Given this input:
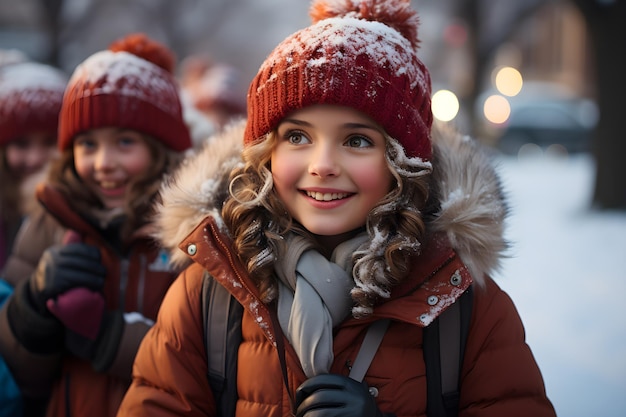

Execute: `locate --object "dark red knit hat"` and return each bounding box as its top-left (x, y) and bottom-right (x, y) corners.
top-left (58, 33), bottom-right (191, 151)
top-left (0, 62), bottom-right (67, 147)
top-left (193, 64), bottom-right (246, 115)
top-left (244, 0), bottom-right (433, 161)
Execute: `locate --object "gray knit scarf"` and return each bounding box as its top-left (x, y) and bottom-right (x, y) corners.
top-left (275, 232), bottom-right (368, 377)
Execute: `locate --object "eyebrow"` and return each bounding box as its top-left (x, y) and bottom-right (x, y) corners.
top-left (281, 118), bottom-right (380, 132)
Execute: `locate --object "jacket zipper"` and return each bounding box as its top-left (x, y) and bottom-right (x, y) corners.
top-left (118, 258), bottom-right (129, 312)
top-left (136, 254), bottom-right (146, 313)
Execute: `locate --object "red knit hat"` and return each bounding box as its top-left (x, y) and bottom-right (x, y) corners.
top-left (58, 33), bottom-right (191, 152)
top-left (193, 64), bottom-right (246, 116)
top-left (244, 0), bottom-right (433, 161)
top-left (0, 62), bottom-right (67, 147)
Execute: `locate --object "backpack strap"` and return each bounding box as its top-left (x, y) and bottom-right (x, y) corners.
top-left (423, 285), bottom-right (474, 417)
top-left (201, 272), bottom-right (243, 417)
top-left (348, 319), bottom-right (390, 382)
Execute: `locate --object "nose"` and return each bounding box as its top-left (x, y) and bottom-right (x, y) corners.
top-left (24, 146), bottom-right (52, 171)
top-left (23, 144), bottom-right (56, 174)
top-left (308, 142), bottom-right (339, 177)
top-left (94, 146), bottom-right (116, 171)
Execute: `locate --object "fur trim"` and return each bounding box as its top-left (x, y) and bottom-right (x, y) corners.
top-left (154, 121), bottom-right (244, 267)
top-left (430, 122), bottom-right (509, 285)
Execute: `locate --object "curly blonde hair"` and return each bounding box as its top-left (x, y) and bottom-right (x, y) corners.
top-left (48, 135), bottom-right (184, 242)
top-left (223, 131), bottom-right (432, 317)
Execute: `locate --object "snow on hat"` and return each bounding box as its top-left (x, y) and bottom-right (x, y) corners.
top-left (0, 62), bottom-right (67, 147)
top-left (244, 0), bottom-right (433, 160)
top-left (58, 33), bottom-right (191, 152)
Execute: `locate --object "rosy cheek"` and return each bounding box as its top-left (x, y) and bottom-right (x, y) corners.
top-left (4, 155), bottom-right (19, 171)
top-left (271, 155), bottom-right (298, 188)
top-left (271, 169), bottom-right (290, 196)
top-left (73, 158), bottom-right (90, 181)
top-left (355, 163), bottom-right (390, 191)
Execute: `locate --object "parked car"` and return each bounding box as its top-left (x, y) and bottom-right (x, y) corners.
top-left (479, 82), bottom-right (599, 157)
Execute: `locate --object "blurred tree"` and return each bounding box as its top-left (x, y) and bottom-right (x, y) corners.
top-left (452, 0), bottom-right (546, 138)
top-left (570, 0), bottom-right (626, 210)
top-left (454, 0), bottom-right (625, 210)
top-left (34, 0), bottom-right (243, 74)
top-left (38, 0), bottom-right (62, 66)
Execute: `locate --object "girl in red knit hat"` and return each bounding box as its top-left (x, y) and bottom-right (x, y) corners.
top-left (0, 60), bottom-right (67, 272)
top-left (0, 33), bottom-right (192, 417)
top-left (119, 1), bottom-right (556, 416)
top-left (0, 55), bottom-right (67, 417)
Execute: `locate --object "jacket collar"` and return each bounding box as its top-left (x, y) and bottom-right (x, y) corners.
top-left (181, 212), bottom-right (472, 329)
top-left (36, 182), bottom-right (155, 247)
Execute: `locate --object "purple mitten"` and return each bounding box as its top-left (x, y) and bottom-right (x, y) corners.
top-left (46, 283), bottom-right (125, 371)
top-left (47, 287), bottom-right (105, 341)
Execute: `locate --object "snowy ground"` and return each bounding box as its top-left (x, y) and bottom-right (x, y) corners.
top-left (493, 152), bottom-right (626, 417)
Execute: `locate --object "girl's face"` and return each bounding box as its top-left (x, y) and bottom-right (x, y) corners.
top-left (5, 133), bottom-right (57, 180)
top-left (73, 127), bottom-right (152, 209)
top-left (272, 104), bottom-right (393, 243)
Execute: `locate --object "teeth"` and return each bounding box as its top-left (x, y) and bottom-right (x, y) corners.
top-left (100, 181), bottom-right (121, 190)
top-left (306, 191), bottom-right (349, 201)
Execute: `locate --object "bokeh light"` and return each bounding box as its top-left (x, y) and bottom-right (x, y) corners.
top-left (432, 89), bottom-right (460, 122)
top-left (494, 66), bottom-right (523, 97)
top-left (483, 94), bottom-right (511, 124)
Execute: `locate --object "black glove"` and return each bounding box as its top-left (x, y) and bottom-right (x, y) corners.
top-left (28, 243), bottom-right (106, 315)
top-left (295, 374), bottom-right (385, 417)
top-left (7, 280), bottom-right (64, 354)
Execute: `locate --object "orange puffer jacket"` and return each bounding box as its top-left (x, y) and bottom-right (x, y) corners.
top-left (117, 121), bottom-right (556, 417)
top-left (118, 216), bottom-right (555, 417)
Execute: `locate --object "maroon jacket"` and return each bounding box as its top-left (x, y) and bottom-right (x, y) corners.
top-left (0, 184), bottom-right (180, 417)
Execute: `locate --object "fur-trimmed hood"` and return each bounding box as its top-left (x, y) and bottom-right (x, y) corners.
top-left (154, 120), bottom-right (508, 286)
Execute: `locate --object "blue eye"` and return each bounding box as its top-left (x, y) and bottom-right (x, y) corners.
top-left (12, 139), bottom-right (29, 150)
top-left (117, 131), bottom-right (146, 148)
top-left (74, 138), bottom-right (96, 150)
top-left (119, 137), bottom-right (135, 146)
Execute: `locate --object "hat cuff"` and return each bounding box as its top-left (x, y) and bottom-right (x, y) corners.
top-left (58, 94), bottom-right (191, 151)
top-left (245, 65), bottom-right (432, 160)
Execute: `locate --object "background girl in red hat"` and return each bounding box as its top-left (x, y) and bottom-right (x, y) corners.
top-left (0, 53), bottom-right (67, 417)
top-left (0, 58), bottom-right (67, 273)
top-left (0, 33), bottom-right (192, 417)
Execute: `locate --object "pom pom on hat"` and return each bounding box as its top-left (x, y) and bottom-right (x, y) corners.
top-left (58, 33), bottom-right (191, 152)
top-left (108, 33), bottom-right (175, 73)
top-left (309, 0), bottom-right (420, 49)
top-left (244, 0), bottom-right (433, 161)
top-left (193, 64), bottom-right (246, 115)
top-left (0, 62), bottom-right (67, 147)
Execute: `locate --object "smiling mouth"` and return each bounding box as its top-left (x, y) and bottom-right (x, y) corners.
top-left (99, 181), bottom-right (125, 190)
top-left (305, 191), bottom-right (351, 201)
top-left (98, 181), bottom-right (125, 194)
